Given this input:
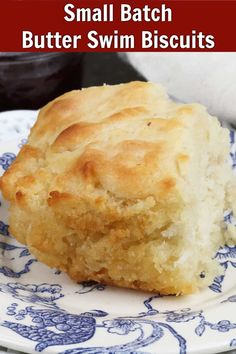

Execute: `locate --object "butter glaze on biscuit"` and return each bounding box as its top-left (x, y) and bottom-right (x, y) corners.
top-left (1, 81), bottom-right (235, 294)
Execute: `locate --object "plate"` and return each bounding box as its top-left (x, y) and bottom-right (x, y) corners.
top-left (0, 110), bottom-right (236, 354)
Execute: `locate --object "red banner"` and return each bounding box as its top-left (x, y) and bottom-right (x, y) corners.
top-left (0, 0), bottom-right (235, 51)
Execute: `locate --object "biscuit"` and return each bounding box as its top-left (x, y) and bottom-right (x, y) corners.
top-left (1, 81), bottom-right (235, 294)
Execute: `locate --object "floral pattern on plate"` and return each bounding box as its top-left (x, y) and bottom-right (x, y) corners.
top-left (0, 110), bottom-right (235, 354)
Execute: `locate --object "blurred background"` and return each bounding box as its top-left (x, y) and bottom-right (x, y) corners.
top-left (1, 52), bottom-right (236, 126)
top-left (0, 52), bottom-right (145, 111)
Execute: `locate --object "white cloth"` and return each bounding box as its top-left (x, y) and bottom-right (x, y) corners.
top-left (125, 53), bottom-right (236, 122)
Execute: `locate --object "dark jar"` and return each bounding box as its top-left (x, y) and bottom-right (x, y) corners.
top-left (0, 52), bottom-right (83, 111)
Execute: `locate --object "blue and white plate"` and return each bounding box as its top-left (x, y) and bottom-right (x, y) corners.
top-left (0, 110), bottom-right (236, 354)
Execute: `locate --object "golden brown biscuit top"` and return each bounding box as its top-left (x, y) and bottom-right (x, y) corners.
top-left (0, 81), bottom-right (211, 203)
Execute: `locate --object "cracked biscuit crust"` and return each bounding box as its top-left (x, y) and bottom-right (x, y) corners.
top-left (0, 81), bottom-right (229, 294)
